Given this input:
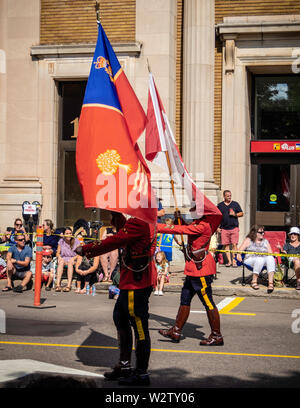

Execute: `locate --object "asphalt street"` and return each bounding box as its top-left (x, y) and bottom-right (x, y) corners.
top-left (0, 288), bottom-right (299, 388)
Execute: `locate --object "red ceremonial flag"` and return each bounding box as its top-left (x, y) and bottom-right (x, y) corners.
top-left (76, 23), bottom-right (157, 224)
top-left (145, 72), bottom-right (222, 233)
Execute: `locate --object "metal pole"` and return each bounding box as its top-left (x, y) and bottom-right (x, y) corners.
top-left (34, 226), bottom-right (43, 307)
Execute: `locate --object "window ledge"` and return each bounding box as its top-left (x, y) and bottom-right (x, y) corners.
top-left (30, 42), bottom-right (142, 60)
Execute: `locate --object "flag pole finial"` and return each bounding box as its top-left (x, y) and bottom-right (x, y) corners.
top-left (95, 1), bottom-right (101, 24)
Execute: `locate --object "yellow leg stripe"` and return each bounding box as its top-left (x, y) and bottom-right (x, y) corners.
top-left (200, 277), bottom-right (214, 310)
top-left (128, 290), bottom-right (145, 341)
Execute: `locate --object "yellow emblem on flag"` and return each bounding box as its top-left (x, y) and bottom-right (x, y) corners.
top-left (94, 56), bottom-right (114, 82)
top-left (96, 149), bottom-right (131, 175)
top-left (273, 143), bottom-right (280, 151)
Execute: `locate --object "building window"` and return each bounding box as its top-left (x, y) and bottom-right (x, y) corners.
top-left (254, 75), bottom-right (300, 140)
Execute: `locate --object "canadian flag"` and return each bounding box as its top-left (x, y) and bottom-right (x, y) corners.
top-left (145, 72), bottom-right (222, 233)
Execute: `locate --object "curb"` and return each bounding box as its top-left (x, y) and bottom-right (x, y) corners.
top-left (0, 372), bottom-right (103, 388)
top-left (94, 282), bottom-right (300, 299)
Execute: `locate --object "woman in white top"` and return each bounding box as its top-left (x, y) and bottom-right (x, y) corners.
top-left (237, 225), bottom-right (275, 293)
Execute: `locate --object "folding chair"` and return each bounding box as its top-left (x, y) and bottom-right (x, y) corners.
top-left (236, 254), bottom-right (266, 286)
top-left (281, 256), bottom-right (297, 286)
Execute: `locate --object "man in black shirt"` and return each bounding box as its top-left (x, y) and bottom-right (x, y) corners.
top-left (217, 190), bottom-right (243, 267)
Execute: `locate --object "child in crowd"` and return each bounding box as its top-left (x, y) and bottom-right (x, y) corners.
top-left (74, 255), bottom-right (99, 294)
top-left (41, 250), bottom-right (55, 291)
top-left (154, 250), bottom-right (170, 296)
top-left (0, 248), bottom-right (7, 279)
top-left (1, 228), bottom-right (14, 247)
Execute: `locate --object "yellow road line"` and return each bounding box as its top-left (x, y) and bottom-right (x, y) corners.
top-left (219, 297), bottom-right (256, 316)
top-left (151, 349), bottom-right (300, 359)
top-left (223, 312), bottom-right (256, 316)
top-left (219, 297), bottom-right (244, 313)
top-left (0, 341), bottom-right (118, 350)
top-left (0, 341), bottom-right (299, 359)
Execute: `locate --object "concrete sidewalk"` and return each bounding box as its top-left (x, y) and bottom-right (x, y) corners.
top-left (95, 262), bottom-right (300, 300)
top-left (0, 262), bottom-right (299, 299)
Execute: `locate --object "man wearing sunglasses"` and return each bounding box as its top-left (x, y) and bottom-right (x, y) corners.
top-left (2, 234), bottom-right (33, 293)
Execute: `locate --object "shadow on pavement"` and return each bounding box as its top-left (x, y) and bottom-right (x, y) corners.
top-left (5, 318), bottom-right (85, 337)
top-left (6, 367), bottom-right (300, 388)
top-left (75, 328), bottom-right (119, 370)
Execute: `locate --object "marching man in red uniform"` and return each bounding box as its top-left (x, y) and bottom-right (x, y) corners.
top-left (76, 211), bottom-right (157, 386)
top-left (157, 207), bottom-right (224, 346)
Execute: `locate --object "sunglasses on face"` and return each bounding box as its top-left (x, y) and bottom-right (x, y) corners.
top-left (43, 255), bottom-right (51, 259)
top-left (17, 238), bottom-right (25, 242)
top-left (15, 223), bottom-right (22, 227)
top-left (257, 231), bottom-right (264, 234)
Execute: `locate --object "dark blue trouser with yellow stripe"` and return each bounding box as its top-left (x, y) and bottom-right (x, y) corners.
top-left (180, 275), bottom-right (216, 311)
top-left (113, 286), bottom-right (152, 371)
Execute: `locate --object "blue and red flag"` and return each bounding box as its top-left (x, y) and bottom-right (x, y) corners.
top-left (76, 23), bottom-right (157, 224)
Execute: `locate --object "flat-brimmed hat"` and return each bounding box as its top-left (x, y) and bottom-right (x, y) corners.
top-left (288, 227), bottom-right (300, 235)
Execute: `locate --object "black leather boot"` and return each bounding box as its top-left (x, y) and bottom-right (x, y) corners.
top-left (158, 305), bottom-right (190, 343)
top-left (200, 307), bottom-right (224, 346)
top-left (104, 329), bottom-right (133, 380)
top-left (118, 337), bottom-right (151, 386)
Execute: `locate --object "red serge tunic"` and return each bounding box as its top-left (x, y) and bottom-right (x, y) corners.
top-left (157, 219), bottom-right (216, 277)
top-left (82, 217), bottom-right (157, 290)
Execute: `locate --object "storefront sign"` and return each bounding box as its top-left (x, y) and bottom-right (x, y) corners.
top-left (251, 141), bottom-right (300, 153)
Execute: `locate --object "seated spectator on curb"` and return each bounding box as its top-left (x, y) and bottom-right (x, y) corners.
top-left (55, 227), bottom-right (80, 293)
top-left (154, 251), bottom-right (170, 296)
top-left (74, 255), bottom-right (100, 294)
top-left (99, 226), bottom-right (119, 282)
top-left (2, 234), bottom-right (33, 293)
top-left (277, 227), bottom-right (300, 291)
top-left (42, 219), bottom-right (60, 256)
top-left (237, 225), bottom-right (275, 293)
top-left (10, 218), bottom-right (30, 245)
top-left (41, 249), bottom-right (55, 291)
top-left (1, 228), bottom-right (14, 247)
top-left (0, 248), bottom-right (7, 279)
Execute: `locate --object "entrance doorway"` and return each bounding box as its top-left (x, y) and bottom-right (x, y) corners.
top-left (57, 80), bottom-right (102, 227)
top-left (251, 156), bottom-right (300, 230)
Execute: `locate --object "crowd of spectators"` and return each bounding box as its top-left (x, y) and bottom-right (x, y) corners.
top-left (0, 216), bottom-right (122, 294)
top-left (0, 200), bottom-right (299, 294)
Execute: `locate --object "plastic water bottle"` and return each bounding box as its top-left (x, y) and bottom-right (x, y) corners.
top-left (86, 284), bottom-right (90, 295)
top-left (92, 284), bottom-right (96, 296)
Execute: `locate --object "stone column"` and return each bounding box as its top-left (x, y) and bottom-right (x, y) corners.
top-left (182, 0), bottom-right (219, 203)
top-left (135, 0), bottom-right (177, 208)
top-left (0, 0), bottom-right (42, 229)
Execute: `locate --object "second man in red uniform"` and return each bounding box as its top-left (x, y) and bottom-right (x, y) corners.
top-left (157, 211), bottom-right (224, 346)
